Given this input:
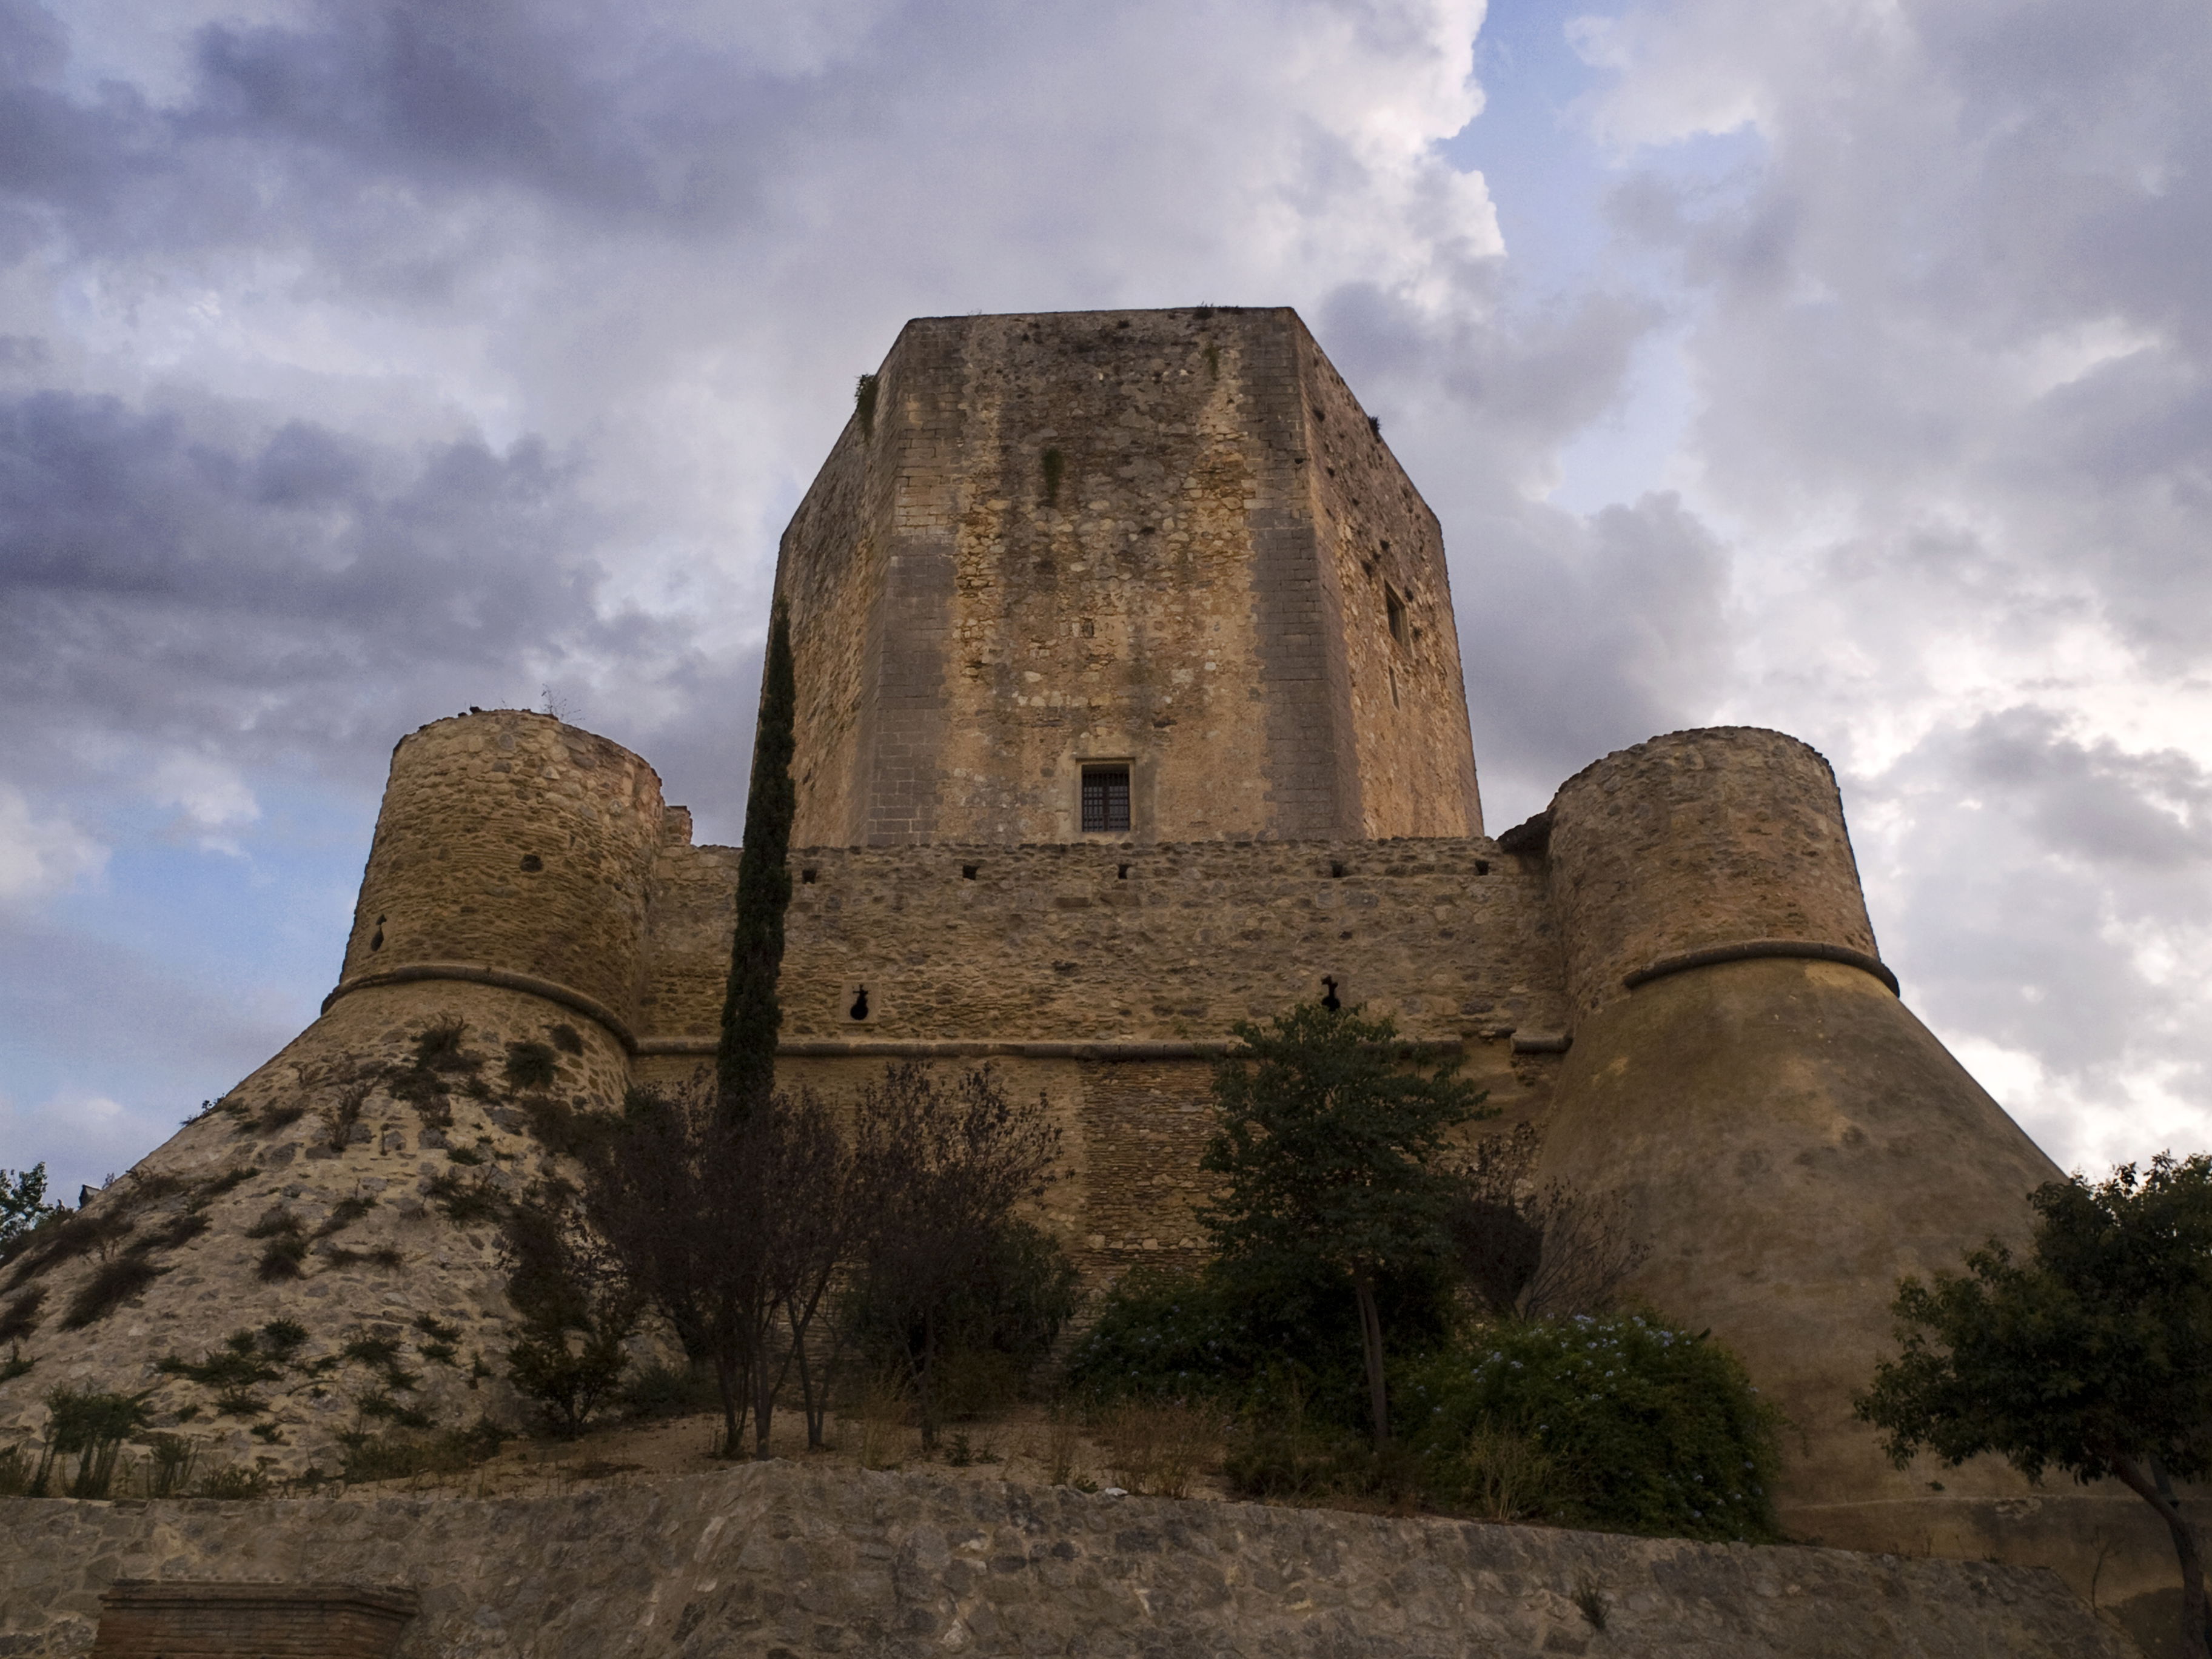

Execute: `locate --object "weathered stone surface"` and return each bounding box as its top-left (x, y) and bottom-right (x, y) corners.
top-left (1544, 727), bottom-right (1880, 1022)
top-left (0, 1463), bottom-right (2138, 1658)
top-left (775, 307), bottom-right (1482, 849)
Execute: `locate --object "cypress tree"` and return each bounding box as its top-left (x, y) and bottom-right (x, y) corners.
top-left (716, 605), bottom-right (797, 1121)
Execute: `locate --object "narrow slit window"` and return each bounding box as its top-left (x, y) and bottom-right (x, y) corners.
top-left (1081, 765), bottom-right (1131, 834)
top-left (1385, 586), bottom-right (1408, 645)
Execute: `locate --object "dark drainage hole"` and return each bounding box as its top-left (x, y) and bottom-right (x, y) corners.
top-left (962, 864), bottom-right (979, 880)
top-left (519, 853), bottom-right (543, 873)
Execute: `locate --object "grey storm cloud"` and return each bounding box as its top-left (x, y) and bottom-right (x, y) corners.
top-left (1, 0), bottom-right (2208, 1188)
top-left (1314, 276), bottom-right (1726, 818)
top-left (0, 391), bottom-right (609, 766)
top-left (1855, 708), bottom-right (2212, 1139)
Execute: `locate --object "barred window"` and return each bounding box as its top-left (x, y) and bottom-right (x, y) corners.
top-left (1081, 765), bottom-right (1131, 833)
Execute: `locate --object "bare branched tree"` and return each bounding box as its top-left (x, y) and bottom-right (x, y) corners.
top-left (1446, 1124), bottom-right (1650, 1318)
top-left (574, 1078), bottom-right (838, 1458)
top-left (845, 1064), bottom-right (1062, 1447)
top-left (763, 1089), bottom-right (857, 1450)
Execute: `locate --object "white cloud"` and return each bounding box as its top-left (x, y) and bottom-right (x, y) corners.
top-left (149, 752), bottom-right (261, 852)
top-left (0, 785), bottom-right (106, 904)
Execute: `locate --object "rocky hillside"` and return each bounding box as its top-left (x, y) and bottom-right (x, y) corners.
top-left (0, 984), bottom-right (642, 1479)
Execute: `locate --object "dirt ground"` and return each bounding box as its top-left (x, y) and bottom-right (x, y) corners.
top-left (346, 1399), bottom-right (1246, 1506)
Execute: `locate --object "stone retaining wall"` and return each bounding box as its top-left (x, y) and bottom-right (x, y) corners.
top-left (0, 1463), bottom-right (2136, 1658)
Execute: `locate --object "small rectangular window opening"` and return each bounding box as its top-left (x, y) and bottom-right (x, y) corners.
top-left (1081, 766), bottom-right (1131, 834)
top-left (800, 868), bottom-right (817, 884)
top-left (962, 864), bottom-right (979, 880)
top-left (1385, 586), bottom-right (1408, 645)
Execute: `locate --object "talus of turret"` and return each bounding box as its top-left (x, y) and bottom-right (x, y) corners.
top-left (1532, 728), bottom-right (2064, 1529)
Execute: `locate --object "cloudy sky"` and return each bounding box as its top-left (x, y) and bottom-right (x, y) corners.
top-left (3, 0), bottom-right (2207, 1196)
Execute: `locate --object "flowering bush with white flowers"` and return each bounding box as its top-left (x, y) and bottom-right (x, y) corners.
top-left (1402, 1313), bottom-right (1784, 1541)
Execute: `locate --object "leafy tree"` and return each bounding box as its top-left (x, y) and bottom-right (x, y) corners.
top-left (1403, 1314), bottom-right (1783, 1540)
top-left (1855, 1152), bottom-right (2212, 1659)
top-left (1198, 1002), bottom-right (1492, 1449)
top-left (1, 1165), bottom-right (62, 1255)
top-left (716, 605), bottom-right (797, 1122)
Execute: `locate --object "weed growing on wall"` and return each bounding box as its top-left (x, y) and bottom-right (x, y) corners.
top-left (1401, 1314), bottom-right (1783, 1541)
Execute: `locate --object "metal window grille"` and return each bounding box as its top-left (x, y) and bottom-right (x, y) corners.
top-left (1081, 766), bottom-right (1131, 833)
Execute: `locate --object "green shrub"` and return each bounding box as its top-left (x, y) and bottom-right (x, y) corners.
top-left (425, 1171), bottom-right (503, 1224)
top-left (618, 1361), bottom-right (718, 1420)
top-left (4, 1207), bottom-right (131, 1287)
top-left (1401, 1313), bottom-right (1783, 1541)
top-left (196, 1462), bottom-right (273, 1498)
top-left (503, 1041), bottom-right (559, 1091)
top-left (0, 1287), bottom-right (44, 1344)
top-left (157, 1329), bottom-right (284, 1390)
top-left (337, 1417), bottom-right (502, 1484)
top-left (413, 1017), bottom-right (477, 1074)
top-left (1064, 1267), bottom-right (1266, 1404)
top-left (842, 1217), bottom-right (1079, 1407)
top-left (0, 1442), bottom-right (33, 1495)
top-left (1065, 1252), bottom-right (1458, 1423)
top-left (506, 1317), bottom-right (629, 1436)
top-left (145, 1433), bottom-right (199, 1496)
top-left (42, 1386), bottom-right (150, 1498)
top-left (61, 1252), bottom-right (166, 1328)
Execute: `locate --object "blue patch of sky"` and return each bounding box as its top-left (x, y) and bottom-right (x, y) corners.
top-left (50, 774), bottom-right (370, 997)
top-left (1449, 0), bottom-right (1768, 512)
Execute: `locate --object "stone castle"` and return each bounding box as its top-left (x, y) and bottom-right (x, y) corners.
top-left (0, 306), bottom-right (2189, 1646)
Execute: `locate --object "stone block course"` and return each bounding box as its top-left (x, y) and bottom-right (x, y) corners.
top-left (0, 1464), bottom-right (2136, 1659)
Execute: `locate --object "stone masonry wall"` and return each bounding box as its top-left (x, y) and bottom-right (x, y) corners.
top-left (1544, 728), bottom-right (1882, 1022)
top-left (1292, 321), bottom-right (1484, 839)
top-left (770, 307), bottom-right (1483, 848)
top-left (0, 1463), bottom-right (2135, 1659)
top-left (634, 830), bottom-right (1570, 1279)
top-left (338, 714), bottom-right (668, 1034)
top-left (0, 979), bottom-right (633, 1476)
top-left (643, 834), bottom-right (1567, 1048)
top-left (774, 391), bottom-right (879, 851)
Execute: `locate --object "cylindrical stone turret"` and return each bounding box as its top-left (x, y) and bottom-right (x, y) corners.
top-left (1533, 727), bottom-right (2092, 1569)
top-left (333, 711), bottom-right (667, 1045)
top-left (1545, 727), bottom-right (1883, 1024)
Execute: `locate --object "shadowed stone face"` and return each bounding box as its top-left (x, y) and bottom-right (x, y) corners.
top-left (773, 306), bottom-right (1484, 848)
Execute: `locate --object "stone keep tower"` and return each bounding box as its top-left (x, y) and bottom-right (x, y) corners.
top-left (773, 307), bottom-right (1484, 847)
